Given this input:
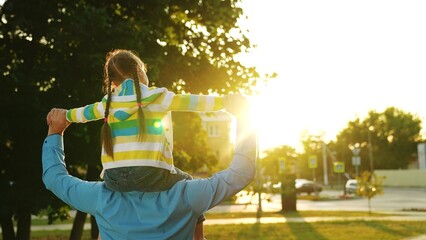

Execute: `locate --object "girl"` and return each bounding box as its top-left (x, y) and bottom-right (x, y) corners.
top-left (66, 49), bottom-right (224, 237)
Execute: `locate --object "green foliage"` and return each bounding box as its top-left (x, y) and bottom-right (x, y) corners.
top-left (333, 107), bottom-right (422, 174)
top-left (299, 135), bottom-right (326, 180)
top-left (260, 145), bottom-right (298, 184)
top-left (39, 205), bottom-right (72, 225)
top-left (356, 171), bottom-right (385, 200)
top-left (356, 171), bottom-right (385, 214)
top-left (172, 112), bottom-right (218, 174)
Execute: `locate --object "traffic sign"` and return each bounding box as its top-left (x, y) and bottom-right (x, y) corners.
top-left (308, 155), bottom-right (317, 169)
top-left (352, 156), bottom-right (361, 166)
top-left (333, 162), bottom-right (345, 173)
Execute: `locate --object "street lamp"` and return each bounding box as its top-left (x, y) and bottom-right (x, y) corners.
top-left (348, 143), bottom-right (361, 176)
top-left (368, 126), bottom-right (374, 172)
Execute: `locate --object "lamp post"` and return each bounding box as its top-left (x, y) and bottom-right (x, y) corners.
top-left (256, 131), bottom-right (262, 218)
top-left (368, 126), bottom-right (374, 172)
top-left (348, 143), bottom-right (361, 176)
top-left (322, 142), bottom-right (329, 186)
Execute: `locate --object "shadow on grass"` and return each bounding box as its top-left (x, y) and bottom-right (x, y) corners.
top-left (282, 211), bottom-right (327, 240)
top-left (360, 220), bottom-right (409, 238)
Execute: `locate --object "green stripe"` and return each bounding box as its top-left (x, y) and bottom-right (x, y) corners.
top-left (179, 95), bottom-right (190, 109)
top-left (110, 118), bottom-right (163, 133)
top-left (66, 110), bottom-right (73, 121)
top-left (110, 119), bottom-right (139, 130)
top-left (141, 92), bottom-right (162, 104)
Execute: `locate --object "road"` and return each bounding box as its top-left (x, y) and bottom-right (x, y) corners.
top-left (209, 187), bottom-right (426, 213)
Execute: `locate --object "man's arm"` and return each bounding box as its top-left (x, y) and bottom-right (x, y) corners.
top-left (184, 94), bottom-right (257, 213)
top-left (43, 108), bottom-right (101, 214)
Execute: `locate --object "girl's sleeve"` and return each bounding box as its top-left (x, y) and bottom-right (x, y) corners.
top-left (66, 98), bottom-right (106, 123)
top-left (161, 90), bottom-right (224, 112)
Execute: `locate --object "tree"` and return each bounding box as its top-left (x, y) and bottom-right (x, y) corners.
top-left (332, 107), bottom-right (422, 175)
top-left (0, 0), bottom-right (261, 239)
top-left (172, 112), bottom-right (218, 174)
top-left (299, 134), bottom-right (327, 181)
top-left (260, 145), bottom-right (298, 212)
top-left (260, 145), bottom-right (298, 184)
top-left (356, 171), bottom-right (385, 215)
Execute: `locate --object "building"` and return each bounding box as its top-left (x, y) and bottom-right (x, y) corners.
top-left (199, 111), bottom-right (233, 167)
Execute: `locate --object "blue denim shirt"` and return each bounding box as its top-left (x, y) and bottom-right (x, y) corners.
top-left (42, 133), bottom-right (255, 240)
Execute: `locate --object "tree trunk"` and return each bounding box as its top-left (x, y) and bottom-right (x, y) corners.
top-left (70, 211), bottom-right (87, 240)
top-left (90, 215), bottom-right (99, 239)
top-left (281, 173), bottom-right (297, 212)
top-left (1, 215), bottom-right (16, 240)
top-left (16, 211), bottom-right (31, 240)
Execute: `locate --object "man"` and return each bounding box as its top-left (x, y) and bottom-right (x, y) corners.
top-left (42, 94), bottom-right (256, 240)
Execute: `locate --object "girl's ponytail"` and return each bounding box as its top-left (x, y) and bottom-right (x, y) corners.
top-left (132, 67), bottom-right (146, 141)
top-left (101, 62), bottom-right (114, 158)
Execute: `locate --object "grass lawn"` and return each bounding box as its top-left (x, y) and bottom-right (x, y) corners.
top-left (5, 211), bottom-right (425, 240)
top-left (204, 221), bottom-right (426, 240)
top-left (18, 221), bottom-right (426, 240)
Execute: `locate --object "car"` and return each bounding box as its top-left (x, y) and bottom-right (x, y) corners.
top-left (270, 179), bottom-right (323, 195)
top-left (345, 179), bottom-right (358, 194)
top-left (295, 179), bottom-right (323, 195)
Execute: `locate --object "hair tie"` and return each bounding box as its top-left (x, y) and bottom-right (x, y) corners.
top-left (137, 102), bottom-right (142, 107)
top-left (104, 118), bottom-right (108, 123)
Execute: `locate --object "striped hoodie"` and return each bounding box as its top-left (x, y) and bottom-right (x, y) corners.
top-left (66, 79), bottom-right (224, 172)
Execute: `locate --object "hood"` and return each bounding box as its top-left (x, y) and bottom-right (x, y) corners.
top-left (111, 79), bottom-right (164, 121)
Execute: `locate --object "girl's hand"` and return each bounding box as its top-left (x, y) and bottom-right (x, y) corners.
top-left (223, 94), bottom-right (250, 117)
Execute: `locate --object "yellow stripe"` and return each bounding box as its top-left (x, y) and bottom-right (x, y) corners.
top-left (101, 150), bottom-right (171, 163)
top-left (70, 109), bottom-right (78, 122)
top-left (110, 101), bottom-right (136, 109)
top-left (114, 151), bottom-right (160, 161)
top-left (197, 96), bottom-right (206, 111)
top-left (213, 96), bottom-right (224, 110)
top-left (94, 102), bottom-right (104, 119)
top-left (169, 95), bottom-right (182, 110)
top-left (114, 135), bottom-right (165, 144)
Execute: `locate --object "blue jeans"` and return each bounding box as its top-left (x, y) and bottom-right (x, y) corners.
top-left (104, 166), bottom-right (192, 192)
top-left (103, 166), bottom-right (205, 223)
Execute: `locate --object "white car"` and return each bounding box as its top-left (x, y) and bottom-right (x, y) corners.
top-left (345, 179), bottom-right (358, 194)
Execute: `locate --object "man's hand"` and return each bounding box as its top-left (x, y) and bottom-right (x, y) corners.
top-left (46, 108), bottom-right (70, 136)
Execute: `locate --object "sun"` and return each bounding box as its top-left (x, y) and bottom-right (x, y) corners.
top-left (248, 80), bottom-right (307, 153)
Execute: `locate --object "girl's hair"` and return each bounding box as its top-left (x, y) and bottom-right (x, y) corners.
top-left (101, 49), bottom-right (148, 158)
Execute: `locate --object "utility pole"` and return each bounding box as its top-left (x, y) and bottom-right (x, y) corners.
top-left (322, 142), bottom-right (329, 186)
top-left (256, 132), bottom-right (262, 218)
top-left (368, 126), bottom-right (374, 172)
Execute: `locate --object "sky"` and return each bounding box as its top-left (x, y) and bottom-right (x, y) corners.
top-left (238, 0), bottom-right (426, 152)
